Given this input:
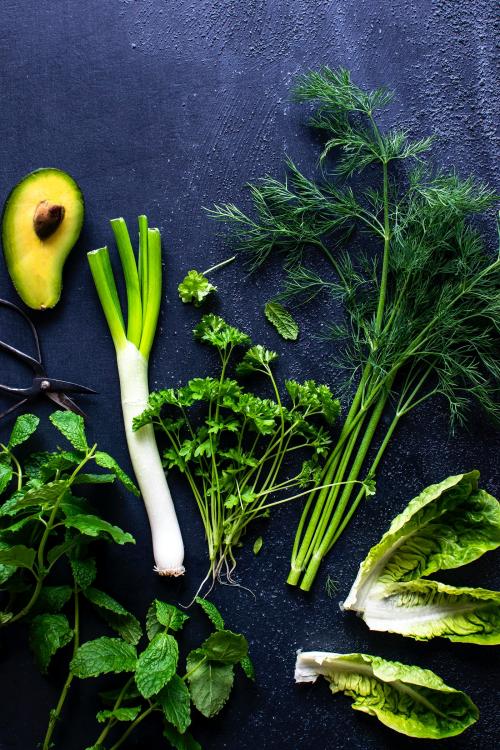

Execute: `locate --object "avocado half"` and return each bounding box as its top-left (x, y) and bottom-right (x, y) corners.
top-left (2, 168), bottom-right (84, 309)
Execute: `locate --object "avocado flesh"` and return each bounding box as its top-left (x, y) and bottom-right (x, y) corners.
top-left (2, 168), bottom-right (84, 309)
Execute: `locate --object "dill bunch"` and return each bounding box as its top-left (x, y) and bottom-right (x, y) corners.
top-left (208, 67), bottom-right (500, 591)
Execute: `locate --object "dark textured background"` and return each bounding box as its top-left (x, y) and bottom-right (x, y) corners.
top-left (0, 1), bottom-right (499, 748)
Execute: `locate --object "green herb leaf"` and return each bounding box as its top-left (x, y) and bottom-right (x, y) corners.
top-left (186, 648), bottom-right (234, 718)
top-left (163, 725), bottom-right (201, 750)
top-left (253, 536), bottom-right (263, 555)
top-left (178, 270), bottom-right (216, 306)
top-left (50, 411), bottom-right (88, 452)
top-left (84, 587), bottom-right (142, 645)
top-left (71, 637), bottom-right (137, 678)
top-left (63, 515), bottom-right (135, 545)
top-left (194, 313), bottom-right (251, 350)
top-left (70, 556), bottom-right (97, 589)
top-left (240, 654), bottom-right (256, 680)
top-left (146, 600), bottom-right (188, 639)
top-left (0, 544), bottom-right (36, 570)
top-left (0, 541), bottom-right (18, 584)
top-left (195, 597), bottom-right (225, 630)
top-left (236, 345), bottom-right (279, 376)
top-left (0, 463), bottom-right (13, 494)
top-left (201, 630), bottom-right (248, 664)
top-left (94, 451), bottom-right (139, 496)
top-left (135, 632), bottom-right (179, 698)
top-left (264, 302), bottom-right (299, 340)
top-left (96, 706), bottom-right (141, 723)
top-left (33, 586), bottom-right (73, 614)
top-left (8, 414), bottom-right (39, 449)
top-left (29, 614), bottom-right (73, 673)
top-left (157, 674), bottom-right (191, 733)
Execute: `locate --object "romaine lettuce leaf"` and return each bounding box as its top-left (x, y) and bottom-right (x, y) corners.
top-left (295, 651), bottom-right (479, 739)
top-left (343, 472), bottom-right (500, 644)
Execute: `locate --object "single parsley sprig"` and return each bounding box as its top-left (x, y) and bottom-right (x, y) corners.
top-left (78, 597), bottom-right (252, 750)
top-left (208, 67), bottom-right (500, 591)
top-left (134, 313), bottom-right (362, 591)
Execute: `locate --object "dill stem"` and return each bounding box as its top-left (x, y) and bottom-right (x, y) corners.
top-left (375, 160), bottom-right (390, 333)
top-left (300, 383), bottom-right (391, 591)
top-left (288, 365), bottom-right (371, 584)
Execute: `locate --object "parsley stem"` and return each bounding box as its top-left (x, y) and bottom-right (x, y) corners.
top-left (203, 255), bottom-right (236, 275)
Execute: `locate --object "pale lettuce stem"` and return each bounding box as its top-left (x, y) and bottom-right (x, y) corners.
top-left (110, 218), bottom-right (143, 348)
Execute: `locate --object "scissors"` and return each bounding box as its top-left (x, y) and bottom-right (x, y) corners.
top-left (0, 298), bottom-right (96, 420)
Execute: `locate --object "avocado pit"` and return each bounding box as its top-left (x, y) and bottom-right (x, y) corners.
top-left (33, 200), bottom-right (65, 239)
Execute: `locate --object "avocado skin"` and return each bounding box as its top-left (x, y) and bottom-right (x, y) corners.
top-left (1, 167), bottom-right (84, 310)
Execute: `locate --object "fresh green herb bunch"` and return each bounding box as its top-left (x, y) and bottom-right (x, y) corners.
top-left (78, 596), bottom-right (253, 750)
top-left (134, 313), bottom-right (344, 590)
top-left (0, 411), bottom-right (138, 749)
top-left (208, 67), bottom-right (500, 591)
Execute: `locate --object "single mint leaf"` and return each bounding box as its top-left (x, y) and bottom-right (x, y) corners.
top-left (70, 556), bottom-right (97, 589)
top-left (155, 600), bottom-right (189, 632)
top-left (201, 630), bottom-right (248, 664)
top-left (29, 614), bottom-right (73, 673)
top-left (96, 706), bottom-right (141, 723)
top-left (195, 597), bottom-right (225, 630)
top-left (94, 452), bottom-right (139, 496)
top-left (84, 587), bottom-right (142, 645)
top-left (0, 540), bottom-right (18, 584)
top-left (71, 637), bottom-right (137, 678)
top-left (33, 586), bottom-right (73, 614)
top-left (47, 539), bottom-right (78, 566)
top-left (135, 632), bottom-right (179, 698)
top-left (50, 411), bottom-right (88, 452)
top-left (240, 654), bottom-right (256, 680)
top-left (157, 674), bottom-right (191, 733)
top-left (0, 480), bottom-right (70, 517)
top-left (0, 545), bottom-right (36, 570)
top-left (163, 725), bottom-right (201, 750)
top-left (253, 536), bottom-right (263, 555)
top-left (264, 302), bottom-right (299, 340)
top-left (178, 270), bottom-right (216, 306)
top-left (63, 515), bottom-right (135, 545)
top-left (187, 648), bottom-right (234, 718)
top-left (0, 463), bottom-right (13, 494)
top-left (73, 473), bottom-right (115, 486)
top-left (8, 414), bottom-right (39, 449)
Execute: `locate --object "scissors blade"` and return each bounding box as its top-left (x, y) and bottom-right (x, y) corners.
top-left (34, 377), bottom-right (97, 395)
top-left (45, 391), bottom-right (87, 418)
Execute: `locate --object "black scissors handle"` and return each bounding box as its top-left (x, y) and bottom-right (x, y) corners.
top-left (0, 298), bottom-right (43, 364)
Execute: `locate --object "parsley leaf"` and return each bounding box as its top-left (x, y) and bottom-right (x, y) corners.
top-left (178, 270), bottom-right (216, 306)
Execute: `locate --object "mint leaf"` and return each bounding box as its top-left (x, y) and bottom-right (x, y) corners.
top-left (135, 632), bottom-right (179, 698)
top-left (195, 597), bottom-right (225, 630)
top-left (50, 411), bottom-right (88, 452)
top-left (201, 630), bottom-right (248, 664)
top-left (163, 725), bottom-right (201, 750)
top-left (96, 706), bottom-right (141, 723)
top-left (29, 614), bottom-right (73, 673)
top-left (73, 473), bottom-right (115, 485)
top-left (253, 536), bottom-right (263, 555)
top-left (157, 674), bottom-right (191, 733)
top-left (70, 556), bottom-right (97, 589)
top-left (264, 301), bottom-right (299, 340)
top-left (71, 637), bottom-right (137, 678)
top-left (0, 463), bottom-right (13, 494)
top-left (8, 414), bottom-right (39, 449)
top-left (0, 541), bottom-right (17, 584)
top-left (84, 587), bottom-right (142, 645)
top-left (0, 480), bottom-right (69, 517)
top-left (63, 515), bottom-right (135, 545)
top-left (33, 586), bottom-right (73, 614)
top-left (0, 544), bottom-right (36, 570)
top-left (240, 654), bottom-right (256, 680)
top-left (146, 600), bottom-right (188, 638)
top-left (178, 270), bottom-right (216, 306)
top-left (187, 648), bottom-right (234, 718)
top-left (94, 451), bottom-right (139, 496)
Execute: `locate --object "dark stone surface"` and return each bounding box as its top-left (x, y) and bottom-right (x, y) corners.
top-left (0, 1), bottom-right (499, 748)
